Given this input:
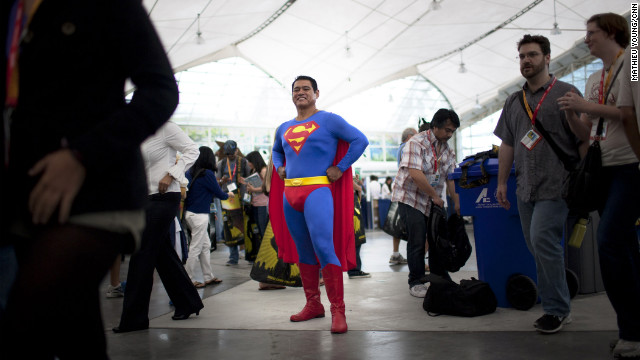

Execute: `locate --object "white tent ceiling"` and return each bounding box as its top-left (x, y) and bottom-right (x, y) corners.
top-left (144, 0), bottom-right (630, 129)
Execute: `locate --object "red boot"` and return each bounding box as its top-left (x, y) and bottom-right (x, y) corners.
top-left (322, 264), bottom-right (347, 334)
top-left (290, 263), bottom-right (325, 322)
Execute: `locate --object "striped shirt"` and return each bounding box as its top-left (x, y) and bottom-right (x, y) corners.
top-left (391, 130), bottom-right (456, 216)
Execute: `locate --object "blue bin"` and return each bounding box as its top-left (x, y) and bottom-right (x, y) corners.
top-left (449, 158), bottom-right (537, 308)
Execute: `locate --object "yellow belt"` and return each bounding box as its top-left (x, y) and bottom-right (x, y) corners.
top-left (284, 176), bottom-right (330, 187)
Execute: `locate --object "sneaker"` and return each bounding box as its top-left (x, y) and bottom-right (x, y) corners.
top-left (106, 284), bottom-right (124, 298)
top-left (226, 260), bottom-right (238, 266)
top-left (613, 339), bottom-right (640, 357)
top-left (348, 271), bottom-right (372, 279)
top-left (409, 283), bottom-right (429, 298)
top-left (534, 314), bottom-right (572, 334)
top-left (389, 254), bottom-right (408, 265)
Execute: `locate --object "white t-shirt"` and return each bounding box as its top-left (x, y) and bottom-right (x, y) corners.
top-left (617, 46), bottom-right (640, 154)
top-left (584, 54), bottom-right (637, 166)
top-left (369, 179), bottom-right (381, 200)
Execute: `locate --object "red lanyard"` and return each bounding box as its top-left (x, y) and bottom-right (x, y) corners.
top-left (5, 0), bottom-right (24, 107)
top-left (599, 49), bottom-right (624, 104)
top-left (522, 77), bottom-right (557, 126)
top-left (428, 130), bottom-right (440, 173)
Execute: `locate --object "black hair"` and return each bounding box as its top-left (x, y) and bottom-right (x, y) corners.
top-left (431, 108), bottom-right (460, 129)
top-left (384, 176), bottom-right (393, 191)
top-left (190, 146), bottom-right (216, 178)
top-left (245, 151), bottom-right (267, 174)
top-left (517, 34), bottom-right (551, 56)
top-left (418, 118), bottom-right (430, 132)
top-left (292, 75), bottom-right (318, 92)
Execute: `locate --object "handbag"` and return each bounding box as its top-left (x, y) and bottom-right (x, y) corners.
top-left (382, 201), bottom-right (408, 240)
top-left (353, 195), bottom-right (367, 246)
top-left (565, 125), bottom-right (603, 216)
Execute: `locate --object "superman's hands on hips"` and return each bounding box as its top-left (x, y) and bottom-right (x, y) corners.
top-left (326, 166), bottom-right (342, 183)
top-left (277, 166), bottom-right (286, 180)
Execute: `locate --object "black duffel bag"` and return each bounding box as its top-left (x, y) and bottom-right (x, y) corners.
top-left (423, 275), bottom-right (497, 317)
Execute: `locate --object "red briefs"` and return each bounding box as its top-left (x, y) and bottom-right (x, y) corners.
top-left (284, 184), bottom-right (330, 212)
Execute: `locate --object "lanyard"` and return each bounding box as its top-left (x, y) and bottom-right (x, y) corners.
top-left (5, 0), bottom-right (24, 107)
top-left (4, 0), bottom-right (41, 168)
top-left (599, 49), bottom-right (624, 104)
top-left (522, 77), bottom-right (557, 126)
top-left (226, 158), bottom-right (237, 180)
top-left (428, 130), bottom-right (442, 173)
top-left (5, 0), bottom-right (43, 107)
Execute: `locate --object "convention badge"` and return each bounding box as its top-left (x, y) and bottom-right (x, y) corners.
top-left (428, 173), bottom-right (440, 187)
top-left (590, 121), bottom-right (608, 141)
top-left (227, 182), bottom-right (237, 192)
top-left (520, 128), bottom-right (542, 150)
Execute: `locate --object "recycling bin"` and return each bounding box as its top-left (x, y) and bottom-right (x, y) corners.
top-left (449, 157), bottom-right (537, 308)
top-left (565, 213), bottom-right (604, 294)
top-left (378, 199), bottom-right (391, 229)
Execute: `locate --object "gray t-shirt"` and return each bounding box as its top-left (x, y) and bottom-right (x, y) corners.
top-left (494, 75), bottom-right (581, 202)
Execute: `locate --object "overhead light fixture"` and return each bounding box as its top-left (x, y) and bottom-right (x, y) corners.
top-left (344, 31), bottom-right (352, 58)
top-left (550, 0), bottom-right (561, 35)
top-left (196, 13), bottom-right (204, 44)
top-left (429, 0), bottom-right (441, 11)
top-left (474, 94), bottom-right (483, 109)
top-left (458, 52), bottom-right (467, 74)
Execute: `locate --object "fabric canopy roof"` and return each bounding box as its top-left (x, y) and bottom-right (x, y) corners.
top-left (144, 0), bottom-right (631, 130)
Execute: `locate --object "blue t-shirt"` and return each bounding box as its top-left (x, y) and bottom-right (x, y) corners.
top-left (184, 169), bottom-right (229, 214)
top-left (272, 111), bottom-right (368, 178)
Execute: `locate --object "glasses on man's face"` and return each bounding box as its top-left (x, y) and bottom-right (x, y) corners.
top-left (517, 51), bottom-right (542, 61)
top-left (584, 29), bottom-right (603, 41)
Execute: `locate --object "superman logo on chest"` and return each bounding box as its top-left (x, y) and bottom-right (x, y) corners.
top-left (283, 121), bottom-right (319, 155)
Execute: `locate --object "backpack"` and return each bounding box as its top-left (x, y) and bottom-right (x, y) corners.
top-left (422, 275), bottom-right (497, 317)
top-left (458, 145), bottom-right (499, 189)
top-left (427, 204), bottom-right (472, 272)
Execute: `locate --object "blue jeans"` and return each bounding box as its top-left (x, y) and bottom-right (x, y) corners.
top-left (398, 203), bottom-right (450, 287)
top-left (228, 245), bottom-right (239, 263)
top-left (597, 163), bottom-right (640, 341)
top-left (517, 197), bottom-right (570, 317)
top-left (347, 244), bottom-right (363, 275)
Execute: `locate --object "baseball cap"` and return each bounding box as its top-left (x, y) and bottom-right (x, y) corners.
top-left (223, 140), bottom-right (237, 155)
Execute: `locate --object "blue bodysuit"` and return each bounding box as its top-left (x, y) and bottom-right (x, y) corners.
top-left (272, 111), bottom-right (368, 267)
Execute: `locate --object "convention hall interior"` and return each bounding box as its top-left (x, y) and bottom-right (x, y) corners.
top-left (95, 0), bottom-right (632, 358)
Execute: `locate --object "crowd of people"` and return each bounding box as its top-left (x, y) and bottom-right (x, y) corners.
top-left (0, 2), bottom-right (639, 358)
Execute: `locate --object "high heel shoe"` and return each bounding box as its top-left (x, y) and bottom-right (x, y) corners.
top-left (171, 310), bottom-right (200, 320)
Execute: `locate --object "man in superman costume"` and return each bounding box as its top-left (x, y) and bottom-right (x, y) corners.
top-left (270, 75), bottom-right (368, 334)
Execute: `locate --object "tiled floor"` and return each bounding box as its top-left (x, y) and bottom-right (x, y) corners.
top-left (101, 227), bottom-right (621, 360)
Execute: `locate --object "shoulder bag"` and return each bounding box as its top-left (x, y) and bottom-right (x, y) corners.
top-left (517, 65), bottom-right (622, 217)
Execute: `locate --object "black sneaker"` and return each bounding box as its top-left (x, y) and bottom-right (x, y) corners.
top-left (348, 271), bottom-right (372, 279)
top-left (534, 314), bottom-right (572, 334)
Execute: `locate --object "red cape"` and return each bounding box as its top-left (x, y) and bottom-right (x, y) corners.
top-left (269, 140), bottom-right (356, 271)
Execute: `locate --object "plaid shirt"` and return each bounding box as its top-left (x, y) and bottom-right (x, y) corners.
top-left (391, 130), bottom-right (456, 216)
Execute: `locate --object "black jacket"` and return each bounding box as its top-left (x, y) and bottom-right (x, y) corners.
top-left (1, 0), bottom-right (179, 234)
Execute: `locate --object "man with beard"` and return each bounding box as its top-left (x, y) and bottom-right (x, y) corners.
top-left (494, 34), bottom-right (581, 334)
